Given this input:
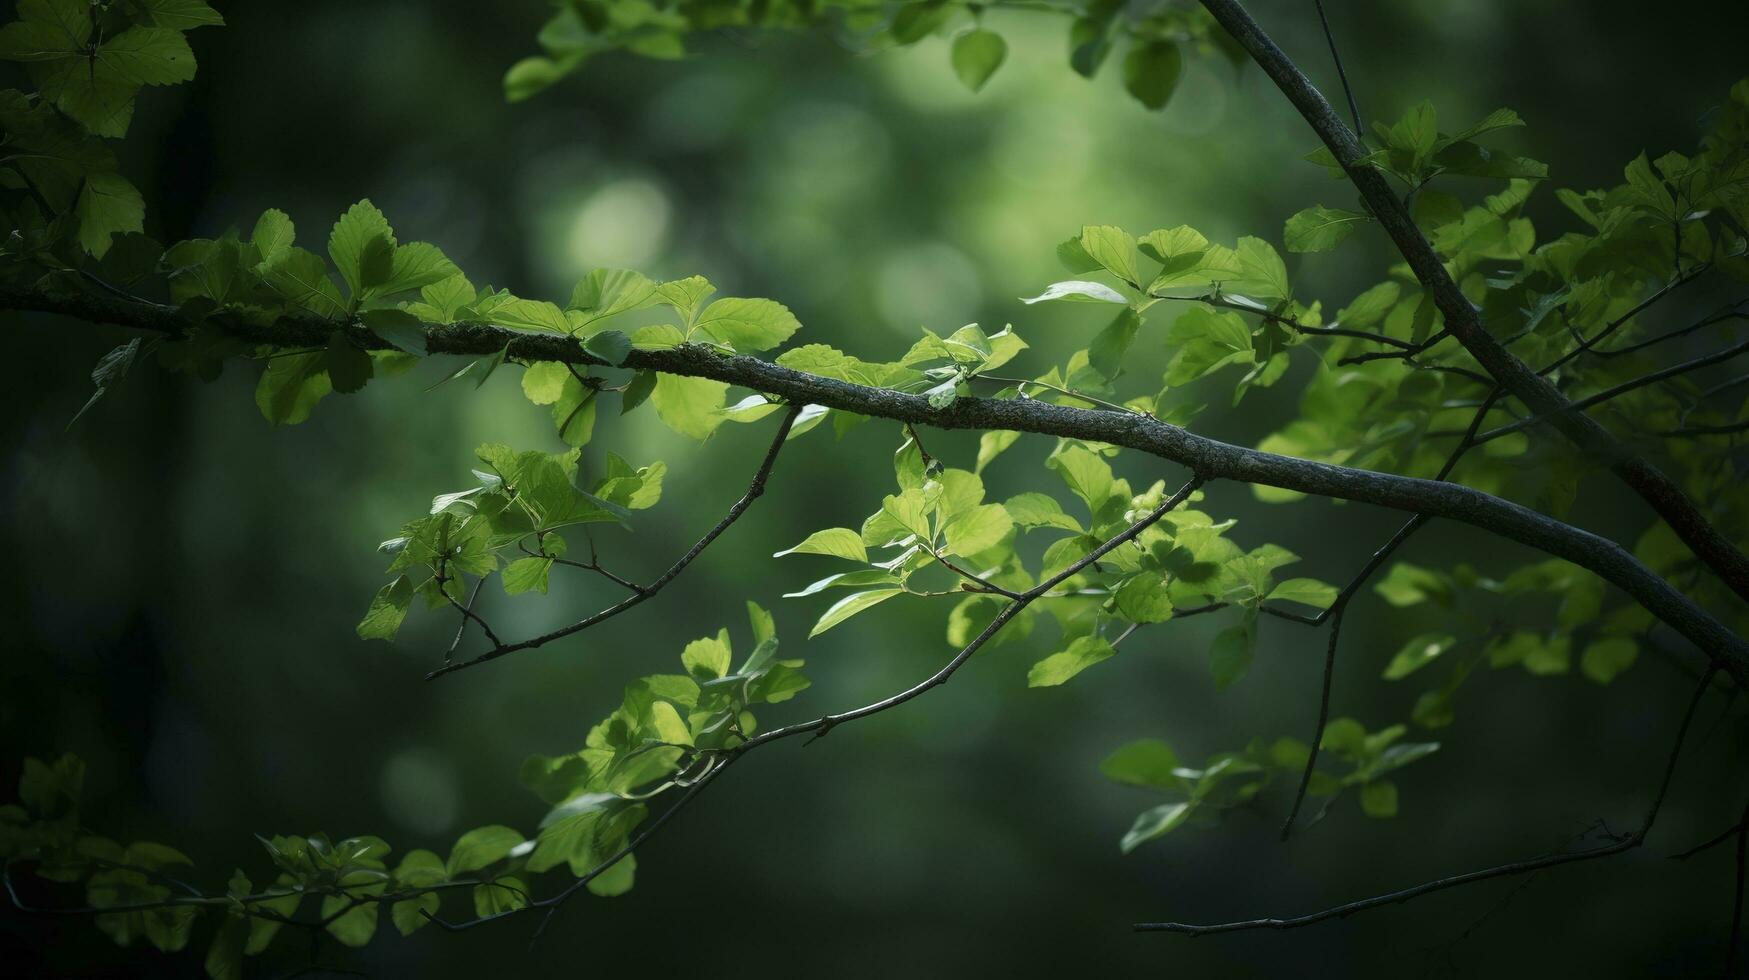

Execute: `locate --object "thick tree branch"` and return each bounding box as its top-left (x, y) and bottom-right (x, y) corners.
top-left (7, 283), bottom-right (1746, 680)
top-left (1193, 0), bottom-right (1749, 605)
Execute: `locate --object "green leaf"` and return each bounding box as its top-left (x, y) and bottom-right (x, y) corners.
top-left (584, 329), bottom-right (632, 366)
top-left (694, 297), bottom-right (801, 352)
top-left (502, 556), bottom-right (554, 595)
top-left (1116, 572), bottom-right (1174, 623)
top-left (1374, 562), bottom-right (1448, 607)
top-left (586, 855), bottom-right (636, 897)
top-left (1360, 780), bottom-right (1399, 818)
top-left (357, 575), bottom-right (414, 640)
top-left (890, 0), bottom-right (951, 44)
top-left (263, 247), bottom-right (347, 318)
top-left (1580, 637), bottom-right (1638, 684)
top-left (324, 335), bottom-right (372, 394)
top-left (569, 268), bottom-right (658, 319)
top-left (1164, 305), bottom-right (1253, 386)
top-left (391, 894), bottom-right (439, 937)
top-left (2, 12), bottom-right (197, 137)
top-left (1027, 635), bottom-right (1115, 687)
top-left (1099, 739), bottom-right (1182, 789)
top-left (503, 55), bottom-right (568, 102)
top-left (447, 826), bottom-right (524, 876)
top-left (1267, 577), bottom-right (1338, 611)
top-left (1004, 492), bottom-right (1082, 531)
top-left (1078, 226), bottom-right (1140, 286)
top-left (1382, 633), bottom-right (1456, 680)
top-left (1046, 446), bottom-right (1113, 516)
top-left (254, 351), bottom-right (331, 425)
top-left (1446, 107), bottom-right (1523, 144)
top-left (681, 633), bottom-right (732, 680)
top-left (1122, 41), bottom-right (1182, 110)
top-left (320, 898), bottom-right (377, 948)
top-left (653, 275), bottom-right (716, 323)
top-left (1088, 308), bottom-right (1142, 380)
top-left (250, 209), bottom-right (295, 266)
top-left (380, 241), bottom-right (461, 297)
top-left (1283, 205), bottom-right (1369, 253)
top-left (651, 374), bottom-right (728, 440)
top-left (880, 489), bottom-right (934, 541)
top-left (951, 29), bottom-right (1006, 92)
top-left (473, 876), bottom-right (530, 917)
top-left (808, 589), bottom-right (903, 638)
top-left (1229, 236), bottom-right (1290, 300)
top-left (521, 362), bottom-right (571, 405)
top-left (204, 913), bottom-right (247, 980)
top-left (775, 528), bottom-right (868, 562)
top-left (1208, 621), bottom-right (1254, 690)
top-left (68, 337), bottom-right (141, 429)
top-left (327, 200), bottom-right (394, 301)
top-left (137, 1), bottom-right (225, 30)
top-left (1121, 801), bottom-right (1193, 853)
top-left (76, 172), bottom-right (144, 257)
top-left (943, 503), bottom-right (1012, 556)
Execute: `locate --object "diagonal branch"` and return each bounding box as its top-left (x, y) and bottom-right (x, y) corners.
top-left (1193, 0), bottom-right (1749, 606)
top-left (1280, 389), bottom-right (1501, 838)
top-left (419, 474), bottom-right (1206, 933)
top-left (425, 405), bottom-right (803, 680)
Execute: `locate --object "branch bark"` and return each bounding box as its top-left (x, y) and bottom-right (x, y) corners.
top-left (1193, 0), bottom-right (1749, 606)
top-left (4, 283), bottom-right (1746, 682)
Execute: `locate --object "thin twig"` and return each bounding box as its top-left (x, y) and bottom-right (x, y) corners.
top-left (426, 405), bottom-right (804, 679)
top-left (443, 578), bottom-right (488, 665)
top-left (1136, 664), bottom-right (1718, 935)
top-left (416, 473), bottom-right (1206, 934)
top-left (1279, 390), bottom-right (1498, 839)
top-left (1311, 0), bottom-right (1362, 135)
top-left (1475, 337), bottom-right (1749, 445)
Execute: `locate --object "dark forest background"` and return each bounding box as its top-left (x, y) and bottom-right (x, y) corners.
top-left (3, 1), bottom-right (1747, 976)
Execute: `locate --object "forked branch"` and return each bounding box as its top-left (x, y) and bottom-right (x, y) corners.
top-left (425, 404), bottom-right (803, 680)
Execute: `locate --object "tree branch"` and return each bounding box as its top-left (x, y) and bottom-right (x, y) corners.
top-left (5, 284), bottom-right (1745, 681)
top-left (411, 474), bottom-right (1206, 933)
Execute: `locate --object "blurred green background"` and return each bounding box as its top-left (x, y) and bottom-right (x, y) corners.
top-left (4, 1), bottom-right (1747, 976)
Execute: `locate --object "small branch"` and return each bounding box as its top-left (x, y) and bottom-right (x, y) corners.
top-left (1537, 266), bottom-right (1720, 371)
top-left (1147, 292), bottom-right (1417, 351)
top-left (1311, 0), bottom-right (1362, 135)
top-left (1136, 663), bottom-right (1718, 935)
top-left (1336, 329), bottom-right (1452, 367)
top-left (426, 405), bottom-right (803, 679)
top-left (415, 475), bottom-right (1207, 933)
top-left (1474, 336), bottom-right (1749, 446)
top-left (1279, 391), bottom-right (1497, 839)
top-left (1592, 305), bottom-right (1744, 361)
top-left (442, 578), bottom-right (489, 665)
top-left (745, 475), bottom-right (1206, 750)
top-left (1660, 420), bottom-right (1749, 439)
top-left (973, 374), bottom-right (1143, 416)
